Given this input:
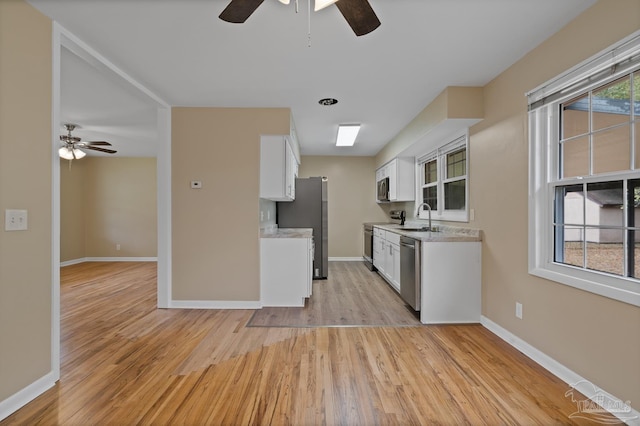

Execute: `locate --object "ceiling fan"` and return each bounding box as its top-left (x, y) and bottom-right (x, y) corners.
top-left (219, 0), bottom-right (381, 37)
top-left (59, 124), bottom-right (117, 160)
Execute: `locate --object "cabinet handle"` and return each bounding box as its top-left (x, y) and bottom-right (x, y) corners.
top-left (389, 244), bottom-right (392, 255)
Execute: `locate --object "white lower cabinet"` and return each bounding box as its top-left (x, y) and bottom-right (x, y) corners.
top-left (373, 226), bottom-right (481, 323)
top-left (392, 242), bottom-right (400, 290)
top-left (373, 228), bottom-right (384, 272)
top-left (260, 236), bottom-right (313, 306)
top-left (374, 227), bottom-right (400, 292)
top-left (420, 241), bottom-right (481, 324)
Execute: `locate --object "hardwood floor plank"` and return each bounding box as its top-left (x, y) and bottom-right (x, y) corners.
top-left (1, 261), bottom-right (619, 425)
top-left (248, 261), bottom-right (421, 327)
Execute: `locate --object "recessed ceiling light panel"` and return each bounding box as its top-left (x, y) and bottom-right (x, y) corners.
top-left (336, 124), bottom-right (360, 146)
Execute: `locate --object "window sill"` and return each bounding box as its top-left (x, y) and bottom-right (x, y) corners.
top-left (529, 263), bottom-right (640, 307)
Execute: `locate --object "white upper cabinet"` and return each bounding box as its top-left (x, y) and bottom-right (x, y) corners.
top-left (376, 157), bottom-right (415, 202)
top-left (260, 135), bottom-right (299, 201)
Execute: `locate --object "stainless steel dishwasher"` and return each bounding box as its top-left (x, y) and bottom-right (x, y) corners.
top-left (400, 236), bottom-right (421, 311)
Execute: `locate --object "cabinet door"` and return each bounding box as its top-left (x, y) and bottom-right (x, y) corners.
top-left (307, 238), bottom-right (314, 297)
top-left (376, 238), bottom-right (386, 274)
top-left (260, 135), bottom-right (296, 202)
top-left (260, 238), bottom-right (308, 307)
top-left (392, 243), bottom-right (401, 290)
top-left (387, 159), bottom-right (397, 201)
top-left (285, 142), bottom-right (295, 199)
top-left (395, 157), bottom-right (415, 201)
top-left (373, 228), bottom-right (385, 271)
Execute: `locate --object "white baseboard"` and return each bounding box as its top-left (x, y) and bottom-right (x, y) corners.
top-left (481, 316), bottom-right (639, 425)
top-left (60, 257), bottom-right (157, 266)
top-left (0, 371), bottom-right (56, 422)
top-left (328, 257), bottom-right (364, 262)
top-left (170, 300), bottom-right (262, 309)
top-left (60, 258), bottom-right (85, 267)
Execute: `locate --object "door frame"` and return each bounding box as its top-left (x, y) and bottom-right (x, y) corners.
top-left (51, 22), bottom-right (172, 379)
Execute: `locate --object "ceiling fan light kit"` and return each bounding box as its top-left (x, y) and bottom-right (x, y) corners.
top-left (219, 0), bottom-right (380, 37)
top-left (59, 123), bottom-right (117, 160)
top-left (58, 146), bottom-right (86, 160)
top-left (314, 0), bottom-right (338, 12)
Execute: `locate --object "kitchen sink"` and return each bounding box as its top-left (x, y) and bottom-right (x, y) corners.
top-left (400, 227), bottom-right (439, 232)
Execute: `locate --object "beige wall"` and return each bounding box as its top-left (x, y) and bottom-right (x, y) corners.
top-left (0, 0), bottom-right (52, 402)
top-left (61, 159), bottom-right (87, 261)
top-left (376, 86), bottom-right (483, 166)
top-left (84, 157), bottom-right (157, 258)
top-left (471, 0), bottom-right (640, 407)
top-left (299, 156), bottom-right (388, 258)
top-left (61, 157), bottom-right (157, 261)
top-left (172, 107), bottom-right (290, 301)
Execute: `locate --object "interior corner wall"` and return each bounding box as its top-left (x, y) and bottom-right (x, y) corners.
top-left (171, 107), bottom-right (290, 301)
top-left (83, 157), bottom-right (157, 258)
top-left (298, 156), bottom-right (388, 258)
top-left (469, 0), bottom-right (640, 408)
top-left (60, 157), bottom-right (158, 262)
top-left (0, 0), bottom-right (53, 403)
top-left (375, 89), bottom-right (448, 167)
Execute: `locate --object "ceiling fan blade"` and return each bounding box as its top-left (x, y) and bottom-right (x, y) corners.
top-left (85, 146), bottom-right (117, 154)
top-left (219, 0), bottom-right (265, 23)
top-left (85, 141), bottom-right (112, 146)
top-left (335, 0), bottom-right (381, 36)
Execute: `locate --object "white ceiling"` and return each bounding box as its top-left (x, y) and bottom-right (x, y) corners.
top-left (30, 0), bottom-right (596, 157)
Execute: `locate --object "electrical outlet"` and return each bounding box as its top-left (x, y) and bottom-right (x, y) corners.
top-left (116, 244), bottom-right (121, 251)
top-left (515, 302), bottom-right (523, 319)
top-left (5, 209), bottom-right (28, 231)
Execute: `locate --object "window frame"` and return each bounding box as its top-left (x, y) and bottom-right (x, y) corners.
top-left (528, 30), bottom-right (640, 307)
top-left (416, 131), bottom-right (469, 222)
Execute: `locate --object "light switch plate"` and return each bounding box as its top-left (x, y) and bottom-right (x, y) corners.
top-left (5, 209), bottom-right (28, 231)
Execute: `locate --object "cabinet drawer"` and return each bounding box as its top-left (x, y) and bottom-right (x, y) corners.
top-left (373, 227), bottom-right (385, 238)
top-left (385, 231), bottom-right (400, 245)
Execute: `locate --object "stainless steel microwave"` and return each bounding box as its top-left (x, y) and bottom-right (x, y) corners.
top-left (377, 177), bottom-right (389, 202)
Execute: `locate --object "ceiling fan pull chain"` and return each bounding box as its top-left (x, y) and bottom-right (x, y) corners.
top-left (307, 0), bottom-right (311, 47)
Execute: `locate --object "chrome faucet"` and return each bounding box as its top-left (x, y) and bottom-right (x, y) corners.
top-left (414, 202), bottom-right (432, 231)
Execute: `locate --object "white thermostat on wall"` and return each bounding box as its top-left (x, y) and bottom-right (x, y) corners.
top-left (190, 181), bottom-right (202, 189)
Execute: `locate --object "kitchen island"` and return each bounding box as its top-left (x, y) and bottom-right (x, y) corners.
top-left (369, 223), bottom-right (482, 325)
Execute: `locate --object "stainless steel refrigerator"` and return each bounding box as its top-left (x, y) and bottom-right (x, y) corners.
top-left (277, 177), bottom-right (328, 279)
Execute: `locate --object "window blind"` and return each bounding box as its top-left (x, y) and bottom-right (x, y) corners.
top-left (527, 30), bottom-right (640, 111)
top-left (417, 135), bottom-right (466, 165)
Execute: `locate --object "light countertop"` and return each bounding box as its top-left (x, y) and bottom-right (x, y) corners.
top-left (369, 223), bottom-right (482, 242)
top-left (260, 228), bottom-right (313, 239)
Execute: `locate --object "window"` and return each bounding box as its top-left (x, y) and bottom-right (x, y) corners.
top-left (528, 31), bottom-right (640, 306)
top-left (417, 133), bottom-right (468, 222)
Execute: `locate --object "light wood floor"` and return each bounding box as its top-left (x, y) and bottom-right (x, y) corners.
top-left (249, 261), bottom-right (421, 327)
top-left (1, 261), bottom-right (612, 425)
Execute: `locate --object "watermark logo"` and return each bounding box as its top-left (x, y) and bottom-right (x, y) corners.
top-left (565, 380), bottom-right (637, 424)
